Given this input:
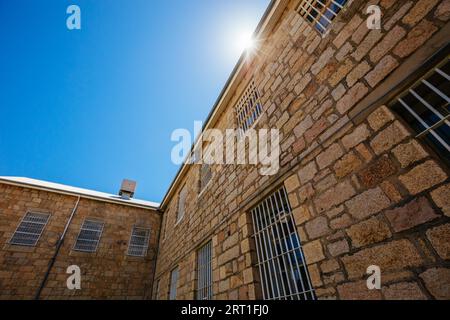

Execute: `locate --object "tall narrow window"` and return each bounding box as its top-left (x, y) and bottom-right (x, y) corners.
top-left (154, 279), bottom-right (161, 300)
top-left (297, 0), bottom-right (348, 34)
top-left (176, 185), bottom-right (187, 223)
top-left (9, 212), bottom-right (50, 246)
top-left (169, 267), bottom-right (179, 300)
top-left (251, 186), bottom-right (316, 300)
top-left (197, 241), bottom-right (213, 300)
top-left (73, 219), bottom-right (104, 253)
top-left (200, 164), bottom-right (212, 193)
top-left (127, 227), bottom-right (151, 257)
top-left (236, 80), bottom-right (263, 134)
top-left (391, 56), bottom-right (450, 166)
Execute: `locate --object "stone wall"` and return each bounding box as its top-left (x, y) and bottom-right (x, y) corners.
top-left (0, 183), bottom-right (161, 300)
top-left (155, 0), bottom-right (450, 300)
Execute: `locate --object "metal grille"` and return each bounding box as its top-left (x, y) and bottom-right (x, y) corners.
top-left (9, 212), bottom-right (50, 246)
top-left (296, 0), bottom-right (348, 34)
top-left (169, 267), bottom-right (179, 300)
top-left (197, 241), bottom-right (213, 300)
top-left (251, 187), bottom-right (316, 300)
top-left (391, 56), bottom-right (450, 165)
top-left (177, 185), bottom-right (187, 223)
top-left (73, 219), bottom-right (104, 253)
top-left (127, 227), bottom-right (151, 257)
top-left (200, 164), bottom-right (212, 192)
top-left (236, 80), bottom-right (263, 134)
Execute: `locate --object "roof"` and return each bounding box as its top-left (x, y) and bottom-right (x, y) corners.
top-left (0, 176), bottom-right (160, 210)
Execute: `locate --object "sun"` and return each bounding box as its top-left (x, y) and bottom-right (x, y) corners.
top-left (235, 29), bottom-right (257, 54)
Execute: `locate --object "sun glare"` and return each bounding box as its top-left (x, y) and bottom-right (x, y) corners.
top-left (235, 29), bottom-right (256, 54)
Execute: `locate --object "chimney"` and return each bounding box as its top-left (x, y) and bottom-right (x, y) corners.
top-left (119, 179), bottom-right (137, 200)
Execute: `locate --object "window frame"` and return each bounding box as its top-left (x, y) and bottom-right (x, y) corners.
top-left (9, 211), bottom-right (51, 247)
top-left (127, 226), bottom-right (151, 257)
top-left (199, 163), bottom-right (213, 196)
top-left (73, 218), bottom-right (105, 253)
top-left (169, 267), bottom-right (179, 300)
top-left (250, 186), bottom-right (316, 300)
top-left (296, 0), bottom-right (349, 36)
top-left (176, 185), bottom-right (187, 224)
top-left (389, 55), bottom-right (450, 167)
top-left (196, 241), bottom-right (213, 300)
top-left (235, 80), bottom-right (264, 136)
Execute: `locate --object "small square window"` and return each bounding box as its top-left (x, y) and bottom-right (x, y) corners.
top-left (127, 227), bottom-right (151, 257)
top-left (9, 212), bottom-right (50, 247)
top-left (296, 0), bottom-right (348, 34)
top-left (73, 219), bottom-right (104, 253)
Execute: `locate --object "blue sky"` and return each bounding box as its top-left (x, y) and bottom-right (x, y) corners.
top-left (0, 0), bottom-right (270, 202)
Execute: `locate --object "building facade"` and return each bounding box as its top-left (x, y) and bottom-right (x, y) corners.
top-left (1, 0), bottom-right (449, 300)
top-left (0, 178), bottom-right (161, 300)
top-left (154, 0), bottom-right (450, 300)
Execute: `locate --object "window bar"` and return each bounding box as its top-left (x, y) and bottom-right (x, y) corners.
top-left (399, 98), bottom-right (450, 152)
top-left (330, 0), bottom-right (345, 10)
top-left (206, 241), bottom-right (211, 300)
top-left (264, 198), bottom-right (291, 300)
top-left (258, 201), bottom-right (285, 300)
top-left (266, 194), bottom-right (297, 300)
top-left (281, 187), bottom-right (315, 297)
top-left (209, 241), bottom-right (212, 299)
top-left (253, 207), bottom-right (274, 299)
top-left (302, 0), bottom-right (334, 25)
top-left (254, 205), bottom-right (278, 299)
top-left (409, 89), bottom-right (450, 127)
top-left (272, 189), bottom-right (308, 300)
top-left (422, 79), bottom-right (450, 103)
top-left (315, 0), bottom-right (339, 17)
top-left (417, 115), bottom-right (450, 139)
top-left (206, 242), bottom-right (210, 299)
top-left (251, 212), bottom-right (268, 300)
top-left (198, 248), bottom-right (203, 299)
top-left (435, 67), bottom-right (450, 81)
top-left (298, 3), bottom-right (328, 32)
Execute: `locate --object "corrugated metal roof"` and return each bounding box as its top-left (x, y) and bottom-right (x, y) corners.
top-left (0, 176), bottom-right (160, 209)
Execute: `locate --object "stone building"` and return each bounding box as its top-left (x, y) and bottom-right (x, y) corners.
top-left (0, 177), bottom-right (161, 299)
top-left (154, 0), bottom-right (450, 301)
top-left (1, 0), bottom-right (450, 300)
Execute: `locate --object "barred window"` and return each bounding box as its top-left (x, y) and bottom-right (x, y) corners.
top-left (296, 0), bottom-right (348, 34)
top-left (176, 185), bottom-right (187, 223)
top-left (197, 241), bottom-right (213, 300)
top-left (236, 80), bottom-right (263, 134)
top-left (251, 187), bottom-right (316, 300)
top-left (200, 164), bottom-right (212, 193)
top-left (127, 227), bottom-right (151, 257)
top-left (169, 267), bottom-right (179, 300)
top-left (391, 56), bottom-right (450, 166)
top-left (9, 212), bottom-right (50, 246)
top-left (73, 219), bottom-right (104, 253)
